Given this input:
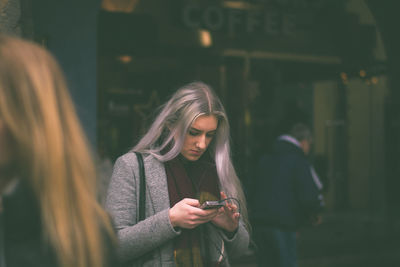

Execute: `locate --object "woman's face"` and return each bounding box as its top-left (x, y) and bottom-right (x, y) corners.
top-left (180, 114), bottom-right (218, 161)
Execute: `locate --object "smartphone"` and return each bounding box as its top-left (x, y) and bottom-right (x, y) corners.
top-left (200, 200), bottom-right (225, 210)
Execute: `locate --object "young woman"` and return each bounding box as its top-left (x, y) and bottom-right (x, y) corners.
top-left (106, 81), bottom-right (250, 266)
top-left (0, 35), bottom-right (117, 267)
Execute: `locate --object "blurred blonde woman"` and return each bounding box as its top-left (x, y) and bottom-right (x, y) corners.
top-left (106, 81), bottom-right (250, 266)
top-left (0, 34), bottom-right (117, 267)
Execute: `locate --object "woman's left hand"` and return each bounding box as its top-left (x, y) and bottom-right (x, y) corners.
top-left (211, 192), bottom-right (239, 233)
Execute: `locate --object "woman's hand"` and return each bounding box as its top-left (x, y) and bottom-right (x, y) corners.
top-left (211, 192), bottom-right (240, 233)
top-left (169, 198), bottom-right (219, 229)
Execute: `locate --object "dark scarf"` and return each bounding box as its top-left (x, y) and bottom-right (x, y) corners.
top-left (165, 154), bottom-right (220, 267)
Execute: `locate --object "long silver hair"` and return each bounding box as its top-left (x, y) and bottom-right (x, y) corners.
top-left (133, 81), bottom-right (248, 224)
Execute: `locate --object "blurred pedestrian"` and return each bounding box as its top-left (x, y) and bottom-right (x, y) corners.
top-left (0, 34), bottom-right (118, 267)
top-left (252, 123), bottom-right (324, 267)
top-left (106, 81), bottom-right (250, 266)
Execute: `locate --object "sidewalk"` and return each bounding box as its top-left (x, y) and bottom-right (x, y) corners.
top-left (297, 211), bottom-right (400, 267)
top-left (232, 211), bottom-right (400, 267)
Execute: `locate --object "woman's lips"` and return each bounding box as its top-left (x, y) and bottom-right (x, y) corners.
top-left (190, 150), bottom-right (201, 155)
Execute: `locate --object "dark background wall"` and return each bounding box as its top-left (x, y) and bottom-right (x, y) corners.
top-left (367, 0), bottom-right (400, 220)
top-left (32, 0), bottom-right (101, 146)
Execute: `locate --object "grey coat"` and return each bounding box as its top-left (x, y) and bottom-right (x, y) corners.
top-left (105, 152), bottom-right (250, 267)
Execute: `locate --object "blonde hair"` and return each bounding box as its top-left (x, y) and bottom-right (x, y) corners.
top-left (0, 35), bottom-right (114, 267)
top-left (134, 81), bottom-right (249, 227)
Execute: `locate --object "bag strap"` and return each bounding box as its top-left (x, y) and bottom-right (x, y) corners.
top-left (134, 152), bottom-right (146, 221)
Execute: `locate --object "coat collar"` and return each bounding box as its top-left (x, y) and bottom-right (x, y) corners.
top-left (142, 154), bottom-right (171, 213)
top-left (278, 134), bottom-right (302, 149)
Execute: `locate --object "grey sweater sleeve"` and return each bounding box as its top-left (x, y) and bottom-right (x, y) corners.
top-left (105, 155), bottom-right (180, 261)
top-left (222, 220), bottom-right (250, 259)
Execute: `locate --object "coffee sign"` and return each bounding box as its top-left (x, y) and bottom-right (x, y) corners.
top-left (181, 0), bottom-right (327, 36)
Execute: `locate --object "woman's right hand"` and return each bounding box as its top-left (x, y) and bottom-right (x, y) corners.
top-left (169, 198), bottom-right (219, 229)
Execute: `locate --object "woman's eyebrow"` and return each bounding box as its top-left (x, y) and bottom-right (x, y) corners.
top-left (189, 127), bottom-right (216, 133)
top-left (189, 127), bottom-right (201, 132)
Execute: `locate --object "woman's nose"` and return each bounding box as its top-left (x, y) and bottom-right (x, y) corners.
top-left (196, 135), bottom-right (207, 150)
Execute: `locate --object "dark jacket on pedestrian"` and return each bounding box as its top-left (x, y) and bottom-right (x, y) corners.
top-left (252, 138), bottom-right (323, 231)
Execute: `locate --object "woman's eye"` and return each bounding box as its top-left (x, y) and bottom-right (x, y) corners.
top-left (189, 131), bottom-right (199, 136)
top-left (206, 133), bottom-right (215, 138)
